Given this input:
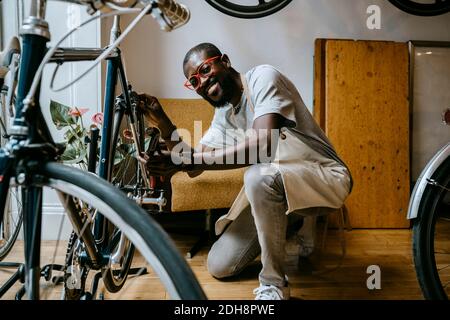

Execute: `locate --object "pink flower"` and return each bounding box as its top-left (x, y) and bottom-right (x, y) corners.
top-left (91, 112), bottom-right (104, 125)
top-left (68, 107), bottom-right (89, 117)
top-left (123, 129), bottom-right (133, 140)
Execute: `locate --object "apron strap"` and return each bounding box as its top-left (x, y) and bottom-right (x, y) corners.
top-left (240, 73), bottom-right (255, 113)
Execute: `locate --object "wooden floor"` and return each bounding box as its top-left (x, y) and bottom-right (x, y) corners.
top-left (0, 228), bottom-right (425, 300)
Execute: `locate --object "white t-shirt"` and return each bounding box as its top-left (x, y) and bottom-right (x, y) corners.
top-left (199, 65), bottom-right (351, 186)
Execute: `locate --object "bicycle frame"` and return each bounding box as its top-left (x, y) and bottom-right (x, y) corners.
top-left (0, 0), bottom-right (156, 299)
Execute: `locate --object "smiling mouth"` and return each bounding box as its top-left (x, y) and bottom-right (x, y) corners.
top-left (206, 81), bottom-right (219, 97)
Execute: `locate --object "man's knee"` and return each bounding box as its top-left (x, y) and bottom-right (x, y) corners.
top-left (207, 249), bottom-right (236, 279)
top-left (244, 164), bottom-right (278, 200)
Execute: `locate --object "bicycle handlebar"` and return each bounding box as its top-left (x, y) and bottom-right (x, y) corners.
top-left (55, 0), bottom-right (190, 31)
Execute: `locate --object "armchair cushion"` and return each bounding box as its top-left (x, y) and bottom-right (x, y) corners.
top-left (157, 99), bottom-right (245, 212)
top-left (170, 168), bottom-right (246, 212)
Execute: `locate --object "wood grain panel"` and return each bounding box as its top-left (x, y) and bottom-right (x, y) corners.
top-left (324, 40), bottom-right (410, 228)
top-left (313, 39), bottom-right (327, 129)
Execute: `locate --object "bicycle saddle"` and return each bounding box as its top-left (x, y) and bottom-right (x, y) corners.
top-left (0, 37), bottom-right (20, 79)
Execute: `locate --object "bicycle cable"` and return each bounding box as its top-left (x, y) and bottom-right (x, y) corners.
top-left (23, 5), bottom-right (149, 108)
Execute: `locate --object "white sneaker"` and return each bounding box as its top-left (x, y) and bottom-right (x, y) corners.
top-left (253, 284), bottom-right (290, 300)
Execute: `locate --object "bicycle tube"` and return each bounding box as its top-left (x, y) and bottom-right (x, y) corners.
top-left (95, 57), bottom-right (119, 246)
top-left (38, 162), bottom-right (206, 300)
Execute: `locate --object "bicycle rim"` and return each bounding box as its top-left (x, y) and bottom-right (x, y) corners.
top-left (413, 157), bottom-right (450, 300)
top-left (205, 0), bottom-right (293, 19)
top-left (388, 0), bottom-right (450, 16)
top-left (0, 185), bottom-right (23, 261)
top-left (6, 162), bottom-right (206, 300)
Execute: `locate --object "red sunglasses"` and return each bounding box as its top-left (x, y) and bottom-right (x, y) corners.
top-left (184, 55), bottom-right (222, 91)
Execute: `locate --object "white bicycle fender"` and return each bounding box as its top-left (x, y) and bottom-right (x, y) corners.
top-left (408, 142), bottom-right (450, 220)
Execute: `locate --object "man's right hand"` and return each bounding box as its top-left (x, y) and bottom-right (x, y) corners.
top-left (138, 94), bottom-right (176, 139)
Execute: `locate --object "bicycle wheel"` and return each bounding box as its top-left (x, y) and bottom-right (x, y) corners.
top-left (0, 185), bottom-right (23, 260)
top-left (14, 162), bottom-right (206, 300)
top-left (205, 0), bottom-right (293, 19)
top-left (413, 156), bottom-right (450, 300)
top-left (388, 0), bottom-right (450, 16)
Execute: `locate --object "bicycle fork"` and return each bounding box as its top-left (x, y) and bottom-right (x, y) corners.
top-left (21, 184), bottom-right (43, 300)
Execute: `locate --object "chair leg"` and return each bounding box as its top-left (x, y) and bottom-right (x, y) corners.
top-left (186, 209), bottom-right (212, 259)
top-left (342, 205), bottom-right (352, 232)
top-left (312, 207), bottom-right (348, 275)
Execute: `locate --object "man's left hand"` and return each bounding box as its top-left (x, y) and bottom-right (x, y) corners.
top-left (141, 150), bottom-right (192, 176)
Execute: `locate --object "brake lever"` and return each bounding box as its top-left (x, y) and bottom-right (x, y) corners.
top-left (5, 53), bottom-right (20, 117)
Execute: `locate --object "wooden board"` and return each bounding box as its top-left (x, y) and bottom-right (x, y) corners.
top-left (313, 39), bottom-right (327, 128)
top-left (323, 40), bottom-right (410, 228)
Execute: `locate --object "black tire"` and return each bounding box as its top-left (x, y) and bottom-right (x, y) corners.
top-left (0, 186), bottom-right (23, 261)
top-left (413, 156), bottom-right (450, 300)
top-left (388, 0), bottom-right (450, 16)
top-left (205, 0), bottom-right (292, 19)
top-left (40, 162), bottom-right (206, 300)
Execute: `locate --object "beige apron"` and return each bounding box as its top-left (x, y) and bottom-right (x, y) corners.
top-left (214, 75), bottom-right (351, 235)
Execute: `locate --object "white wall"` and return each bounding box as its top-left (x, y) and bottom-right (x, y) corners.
top-left (116, 0), bottom-right (450, 109)
top-left (1, 0), bottom-right (102, 240)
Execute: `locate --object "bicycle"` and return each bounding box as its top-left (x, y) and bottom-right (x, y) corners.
top-left (0, 0), bottom-right (206, 300)
top-left (0, 36), bottom-right (22, 262)
top-left (409, 107), bottom-right (450, 300)
top-left (204, 0), bottom-right (450, 18)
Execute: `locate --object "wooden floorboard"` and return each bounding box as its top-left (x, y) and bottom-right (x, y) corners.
top-left (0, 229), bottom-right (425, 300)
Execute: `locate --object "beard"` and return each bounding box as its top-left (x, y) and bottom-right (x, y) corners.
top-left (202, 73), bottom-right (236, 109)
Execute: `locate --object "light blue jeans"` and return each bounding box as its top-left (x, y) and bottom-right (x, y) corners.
top-left (207, 164), bottom-right (305, 288)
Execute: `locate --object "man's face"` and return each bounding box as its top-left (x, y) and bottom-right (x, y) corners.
top-left (184, 51), bottom-right (235, 108)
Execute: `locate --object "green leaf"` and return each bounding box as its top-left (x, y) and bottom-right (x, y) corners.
top-left (61, 143), bottom-right (87, 165)
top-left (65, 125), bottom-right (86, 145)
top-left (50, 100), bottom-right (77, 129)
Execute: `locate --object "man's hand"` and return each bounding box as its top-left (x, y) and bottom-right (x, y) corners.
top-left (138, 94), bottom-right (176, 139)
top-left (140, 150), bottom-right (192, 177)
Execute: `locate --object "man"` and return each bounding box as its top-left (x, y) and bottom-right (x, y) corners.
top-left (140, 43), bottom-right (352, 300)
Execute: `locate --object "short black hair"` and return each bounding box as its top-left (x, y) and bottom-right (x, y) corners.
top-left (183, 43), bottom-right (222, 68)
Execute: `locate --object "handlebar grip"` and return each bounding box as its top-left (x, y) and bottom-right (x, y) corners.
top-left (151, 0), bottom-right (190, 31)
